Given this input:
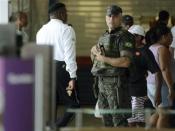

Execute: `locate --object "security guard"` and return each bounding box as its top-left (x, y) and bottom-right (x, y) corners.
top-left (91, 5), bottom-right (135, 127)
top-left (36, 2), bottom-right (79, 127)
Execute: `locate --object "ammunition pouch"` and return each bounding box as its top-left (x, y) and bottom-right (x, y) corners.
top-left (91, 60), bottom-right (122, 77)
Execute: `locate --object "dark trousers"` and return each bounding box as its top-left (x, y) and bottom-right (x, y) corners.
top-left (55, 61), bottom-right (80, 127)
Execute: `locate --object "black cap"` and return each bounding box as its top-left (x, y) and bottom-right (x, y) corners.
top-left (49, 2), bottom-right (65, 14)
top-left (122, 15), bottom-right (134, 25)
top-left (106, 5), bottom-right (122, 16)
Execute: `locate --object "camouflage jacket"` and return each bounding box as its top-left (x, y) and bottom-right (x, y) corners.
top-left (91, 26), bottom-right (135, 76)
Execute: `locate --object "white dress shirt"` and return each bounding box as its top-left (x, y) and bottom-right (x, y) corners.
top-left (36, 19), bottom-right (77, 78)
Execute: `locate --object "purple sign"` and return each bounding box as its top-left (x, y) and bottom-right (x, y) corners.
top-left (0, 58), bottom-right (34, 131)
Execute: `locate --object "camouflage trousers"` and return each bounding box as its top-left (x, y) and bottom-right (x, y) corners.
top-left (98, 76), bottom-right (131, 127)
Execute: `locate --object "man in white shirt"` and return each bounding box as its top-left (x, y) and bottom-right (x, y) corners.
top-left (36, 2), bottom-right (79, 127)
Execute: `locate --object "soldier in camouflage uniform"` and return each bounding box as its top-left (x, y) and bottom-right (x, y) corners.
top-left (91, 5), bottom-right (135, 127)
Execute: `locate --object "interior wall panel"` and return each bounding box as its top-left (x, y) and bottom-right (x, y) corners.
top-left (60, 0), bottom-right (175, 56)
top-left (11, 0), bottom-right (175, 56)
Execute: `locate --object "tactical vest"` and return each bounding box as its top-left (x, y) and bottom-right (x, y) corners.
top-left (91, 28), bottom-right (127, 76)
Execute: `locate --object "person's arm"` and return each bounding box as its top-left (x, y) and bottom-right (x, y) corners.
top-left (90, 45), bottom-right (96, 61)
top-left (90, 45), bottom-right (100, 62)
top-left (91, 45), bottom-right (130, 67)
top-left (63, 26), bottom-right (77, 90)
top-left (115, 33), bottom-right (135, 68)
top-left (144, 48), bottom-right (162, 106)
top-left (158, 46), bottom-right (175, 100)
top-left (94, 31), bottom-right (135, 68)
top-left (154, 71), bottom-right (162, 107)
top-left (95, 53), bottom-right (130, 67)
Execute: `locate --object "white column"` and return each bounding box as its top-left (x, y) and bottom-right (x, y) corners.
top-left (0, 0), bottom-right (8, 23)
top-left (34, 55), bottom-right (44, 131)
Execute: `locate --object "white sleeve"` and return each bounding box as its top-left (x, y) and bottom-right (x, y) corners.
top-left (36, 27), bottom-right (47, 45)
top-left (36, 30), bottom-right (42, 44)
top-left (171, 27), bottom-right (175, 48)
top-left (62, 26), bottom-right (77, 78)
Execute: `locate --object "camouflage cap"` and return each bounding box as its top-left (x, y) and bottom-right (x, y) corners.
top-left (106, 5), bottom-right (122, 16)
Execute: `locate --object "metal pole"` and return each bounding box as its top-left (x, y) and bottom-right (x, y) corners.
top-left (17, 0), bottom-right (20, 11)
top-left (21, 0), bottom-right (24, 11)
top-left (145, 108), bottom-right (152, 129)
top-left (0, 0), bottom-right (8, 23)
top-left (75, 112), bottom-right (83, 128)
